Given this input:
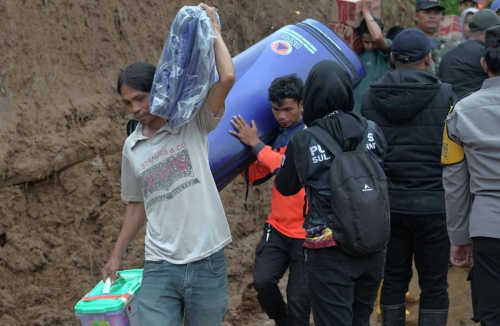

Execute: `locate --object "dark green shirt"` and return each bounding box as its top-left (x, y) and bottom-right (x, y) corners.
top-left (353, 38), bottom-right (392, 112)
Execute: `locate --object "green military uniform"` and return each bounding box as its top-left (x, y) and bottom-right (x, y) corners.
top-left (429, 35), bottom-right (456, 75)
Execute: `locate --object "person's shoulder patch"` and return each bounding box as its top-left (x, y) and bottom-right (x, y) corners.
top-left (441, 106), bottom-right (464, 165)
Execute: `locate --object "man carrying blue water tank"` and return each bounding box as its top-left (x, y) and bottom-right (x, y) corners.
top-left (229, 75), bottom-right (311, 326)
top-left (101, 3), bottom-right (235, 326)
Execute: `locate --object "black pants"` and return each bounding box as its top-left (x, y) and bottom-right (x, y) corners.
top-left (253, 224), bottom-right (311, 326)
top-left (470, 237), bottom-right (500, 325)
top-left (305, 246), bottom-right (385, 326)
top-left (381, 213), bottom-right (450, 310)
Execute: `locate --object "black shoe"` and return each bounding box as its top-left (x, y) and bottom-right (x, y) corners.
top-left (381, 303), bottom-right (406, 326)
top-left (418, 309), bottom-right (448, 326)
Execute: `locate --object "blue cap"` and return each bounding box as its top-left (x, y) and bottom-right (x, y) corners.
top-left (428, 36), bottom-right (438, 49)
top-left (491, 0), bottom-right (500, 13)
top-left (391, 28), bottom-right (431, 63)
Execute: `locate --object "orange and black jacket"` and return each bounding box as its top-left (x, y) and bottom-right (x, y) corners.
top-left (244, 120), bottom-right (307, 239)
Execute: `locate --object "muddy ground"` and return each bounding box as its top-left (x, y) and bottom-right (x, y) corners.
top-left (0, 0), bottom-right (475, 325)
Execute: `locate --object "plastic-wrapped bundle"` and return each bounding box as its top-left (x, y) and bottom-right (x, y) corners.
top-left (150, 6), bottom-right (219, 127)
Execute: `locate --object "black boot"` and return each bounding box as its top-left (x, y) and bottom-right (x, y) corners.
top-left (381, 303), bottom-right (406, 326)
top-left (418, 309), bottom-right (448, 326)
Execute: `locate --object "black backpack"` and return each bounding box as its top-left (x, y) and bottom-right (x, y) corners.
top-left (306, 126), bottom-right (390, 257)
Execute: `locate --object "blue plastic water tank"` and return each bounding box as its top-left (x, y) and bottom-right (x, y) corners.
top-left (208, 19), bottom-right (365, 191)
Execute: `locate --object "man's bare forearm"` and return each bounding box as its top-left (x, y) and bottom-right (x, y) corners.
top-left (109, 202), bottom-right (147, 259)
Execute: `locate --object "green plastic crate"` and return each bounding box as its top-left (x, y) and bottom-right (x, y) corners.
top-left (75, 269), bottom-right (143, 326)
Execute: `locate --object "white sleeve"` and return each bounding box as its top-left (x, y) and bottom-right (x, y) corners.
top-left (121, 153), bottom-right (143, 202)
top-left (195, 100), bottom-right (225, 135)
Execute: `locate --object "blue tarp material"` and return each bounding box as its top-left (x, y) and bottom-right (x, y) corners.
top-left (150, 6), bottom-right (220, 127)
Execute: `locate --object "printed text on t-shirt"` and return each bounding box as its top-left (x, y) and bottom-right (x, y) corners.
top-left (135, 142), bottom-right (187, 174)
top-left (139, 148), bottom-right (193, 197)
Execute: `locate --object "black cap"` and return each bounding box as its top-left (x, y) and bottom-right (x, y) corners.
top-left (392, 28), bottom-right (431, 63)
top-left (415, 0), bottom-right (446, 12)
top-left (485, 25), bottom-right (500, 48)
top-left (460, 0), bottom-right (477, 3)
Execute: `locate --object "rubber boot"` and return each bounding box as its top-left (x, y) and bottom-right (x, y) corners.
top-left (377, 281), bottom-right (410, 317)
top-left (418, 309), bottom-right (448, 326)
top-left (381, 303), bottom-right (406, 326)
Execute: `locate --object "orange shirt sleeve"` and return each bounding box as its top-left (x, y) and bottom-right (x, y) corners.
top-left (241, 144), bottom-right (286, 185)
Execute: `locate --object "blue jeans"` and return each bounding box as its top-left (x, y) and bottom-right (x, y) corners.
top-left (137, 249), bottom-right (228, 326)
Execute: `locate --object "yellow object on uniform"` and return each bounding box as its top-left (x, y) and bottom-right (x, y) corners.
top-left (441, 106), bottom-right (465, 165)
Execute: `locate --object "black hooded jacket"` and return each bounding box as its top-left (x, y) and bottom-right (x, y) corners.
top-left (361, 68), bottom-right (456, 215)
top-left (275, 61), bottom-right (387, 231)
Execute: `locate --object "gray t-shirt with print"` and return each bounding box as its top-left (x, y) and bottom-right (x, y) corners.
top-left (121, 102), bottom-right (231, 264)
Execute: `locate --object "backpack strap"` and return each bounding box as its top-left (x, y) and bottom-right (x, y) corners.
top-left (355, 128), bottom-right (369, 153)
top-left (306, 126), bottom-right (343, 157)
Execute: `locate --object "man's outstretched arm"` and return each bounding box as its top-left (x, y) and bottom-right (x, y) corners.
top-left (201, 3), bottom-right (235, 116)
